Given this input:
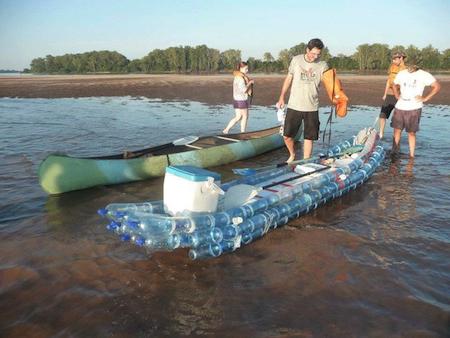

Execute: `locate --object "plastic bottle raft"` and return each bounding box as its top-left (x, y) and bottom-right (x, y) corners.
top-left (98, 128), bottom-right (385, 259)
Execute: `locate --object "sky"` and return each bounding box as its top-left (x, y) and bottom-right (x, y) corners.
top-left (0, 0), bottom-right (449, 70)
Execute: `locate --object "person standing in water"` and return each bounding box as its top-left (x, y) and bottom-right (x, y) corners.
top-left (379, 51), bottom-right (407, 139)
top-left (276, 38), bottom-right (329, 162)
top-left (223, 61), bottom-right (254, 134)
top-left (391, 56), bottom-right (440, 158)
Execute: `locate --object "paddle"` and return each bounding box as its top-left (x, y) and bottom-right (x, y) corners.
top-left (172, 135), bottom-right (199, 146)
top-left (232, 145), bottom-right (364, 176)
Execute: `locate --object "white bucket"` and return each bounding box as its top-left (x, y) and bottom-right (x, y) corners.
top-left (163, 166), bottom-right (224, 215)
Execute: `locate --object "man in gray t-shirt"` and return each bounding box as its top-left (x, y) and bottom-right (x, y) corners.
top-left (277, 38), bottom-right (329, 163)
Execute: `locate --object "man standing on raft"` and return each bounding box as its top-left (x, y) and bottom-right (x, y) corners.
top-left (276, 38), bottom-right (329, 163)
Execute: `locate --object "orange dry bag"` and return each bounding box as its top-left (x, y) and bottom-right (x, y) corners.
top-left (322, 68), bottom-right (348, 118)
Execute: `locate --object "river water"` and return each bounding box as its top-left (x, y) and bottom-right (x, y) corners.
top-left (0, 97), bottom-right (449, 337)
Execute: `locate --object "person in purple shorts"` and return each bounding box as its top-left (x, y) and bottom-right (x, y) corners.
top-left (223, 61), bottom-right (254, 134)
top-left (391, 56), bottom-right (440, 158)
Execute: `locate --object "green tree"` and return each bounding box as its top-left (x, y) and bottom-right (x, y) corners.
top-left (328, 54), bottom-right (358, 70)
top-left (208, 48), bottom-right (221, 73)
top-left (30, 57), bottom-right (47, 73)
top-left (247, 57), bottom-right (263, 72)
top-left (354, 44), bottom-right (371, 70)
top-left (278, 49), bottom-right (290, 71)
top-left (128, 59), bottom-right (142, 73)
top-left (220, 49), bottom-right (241, 71)
top-left (405, 45), bottom-right (421, 66)
top-left (263, 52), bottom-right (274, 63)
top-left (289, 43), bottom-right (307, 57)
top-left (440, 49), bottom-right (450, 69)
top-left (369, 43), bottom-right (390, 70)
top-left (421, 45), bottom-right (441, 69)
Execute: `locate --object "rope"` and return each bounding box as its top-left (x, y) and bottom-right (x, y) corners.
top-left (322, 69), bottom-right (336, 152)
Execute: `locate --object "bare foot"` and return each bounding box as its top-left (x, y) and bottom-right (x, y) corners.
top-left (223, 129), bottom-right (229, 134)
top-left (379, 132), bottom-right (384, 139)
top-left (286, 155), bottom-right (295, 163)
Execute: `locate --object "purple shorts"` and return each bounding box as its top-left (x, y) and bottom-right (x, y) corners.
top-left (391, 108), bottom-right (422, 132)
top-left (233, 100), bottom-right (249, 109)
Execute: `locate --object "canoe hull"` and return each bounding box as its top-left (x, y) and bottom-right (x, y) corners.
top-left (39, 130), bottom-right (285, 194)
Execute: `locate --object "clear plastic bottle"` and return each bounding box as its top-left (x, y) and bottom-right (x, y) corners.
top-left (142, 234), bottom-right (181, 250)
top-left (188, 240), bottom-right (238, 259)
top-left (241, 227), bottom-right (264, 244)
top-left (221, 224), bottom-right (239, 240)
top-left (98, 201), bottom-right (162, 219)
top-left (187, 227), bottom-right (223, 247)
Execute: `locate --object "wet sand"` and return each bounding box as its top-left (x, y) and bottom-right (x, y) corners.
top-left (1, 74), bottom-right (449, 106)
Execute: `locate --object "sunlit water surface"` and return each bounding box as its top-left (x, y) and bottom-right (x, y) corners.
top-left (0, 97), bottom-right (449, 337)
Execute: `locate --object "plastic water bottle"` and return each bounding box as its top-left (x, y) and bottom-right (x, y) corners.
top-left (142, 234), bottom-right (181, 250)
top-left (221, 224), bottom-right (239, 240)
top-left (98, 202), bottom-right (160, 219)
top-left (242, 227), bottom-right (264, 244)
top-left (124, 216), bottom-right (176, 236)
top-left (188, 240), bottom-right (238, 259)
top-left (187, 227), bottom-right (223, 247)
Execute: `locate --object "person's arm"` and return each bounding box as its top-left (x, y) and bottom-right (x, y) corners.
top-left (276, 74), bottom-right (293, 108)
top-left (245, 79), bottom-right (254, 92)
top-left (392, 83), bottom-right (400, 100)
top-left (392, 72), bottom-right (402, 100)
top-left (417, 81), bottom-right (441, 103)
top-left (382, 79), bottom-right (390, 100)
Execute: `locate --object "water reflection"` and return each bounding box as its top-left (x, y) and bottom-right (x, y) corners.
top-left (0, 98), bottom-right (449, 336)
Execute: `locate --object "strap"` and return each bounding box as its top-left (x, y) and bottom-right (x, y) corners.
top-left (321, 69), bottom-right (335, 151)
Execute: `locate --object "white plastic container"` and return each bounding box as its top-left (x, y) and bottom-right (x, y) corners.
top-left (163, 166), bottom-right (223, 215)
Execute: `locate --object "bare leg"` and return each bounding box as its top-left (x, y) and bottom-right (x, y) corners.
top-left (303, 139), bottom-right (313, 159)
top-left (240, 109), bottom-right (248, 132)
top-left (392, 128), bottom-right (402, 153)
top-left (379, 117), bottom-right (386, 139)
top-left (283, 136), bottom-right (296, 162)
top-left (407, 132), bottom-right (416, 158)
top-left (223, 109), bottom-right (243, 134)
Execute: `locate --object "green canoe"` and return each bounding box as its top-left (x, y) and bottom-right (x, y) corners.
top-left (39, 126), bottom-right (295, 194)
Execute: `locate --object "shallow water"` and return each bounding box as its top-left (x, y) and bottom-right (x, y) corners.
top-left (0, 97), bottom-right (449, 337)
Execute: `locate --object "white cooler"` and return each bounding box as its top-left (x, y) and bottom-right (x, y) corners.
top-left (163, 165), bottom-right (223, 215)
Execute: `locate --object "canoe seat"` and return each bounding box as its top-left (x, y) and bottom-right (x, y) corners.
top-left (185, 144), bottom-right (203, 149)
top-left (216, 136), bottom-right (239, 142)
top-left (123, 151), bottom-right (136, 159)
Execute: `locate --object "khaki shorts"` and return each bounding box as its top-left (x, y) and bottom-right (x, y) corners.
top-left (391, 108), bottom-right (422, 133)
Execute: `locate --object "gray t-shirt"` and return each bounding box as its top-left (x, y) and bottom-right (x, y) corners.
top-left (287, 54), bottom-right (328, 112)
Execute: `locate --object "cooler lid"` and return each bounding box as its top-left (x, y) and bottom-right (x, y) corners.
top-left (166, 165), bottom-right (221, 182)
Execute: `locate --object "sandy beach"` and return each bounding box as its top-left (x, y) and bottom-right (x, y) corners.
top-left (0, 74), bottom-right (449, 106)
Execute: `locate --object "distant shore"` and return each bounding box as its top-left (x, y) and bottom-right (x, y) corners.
top-left (0, 74), bottom-right (449, 106)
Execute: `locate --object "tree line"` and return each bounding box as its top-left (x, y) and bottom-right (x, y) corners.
top-left (28, 43), bottom-right (450, 74)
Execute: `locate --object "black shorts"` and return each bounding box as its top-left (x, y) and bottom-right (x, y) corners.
top-left (283, 108), bottom-right (319, 140)
top-left (380, 95), bottom-right (397, 119)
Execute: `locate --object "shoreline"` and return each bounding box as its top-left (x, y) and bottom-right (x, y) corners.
top-left (1, 74), bottom-right (449, 106)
